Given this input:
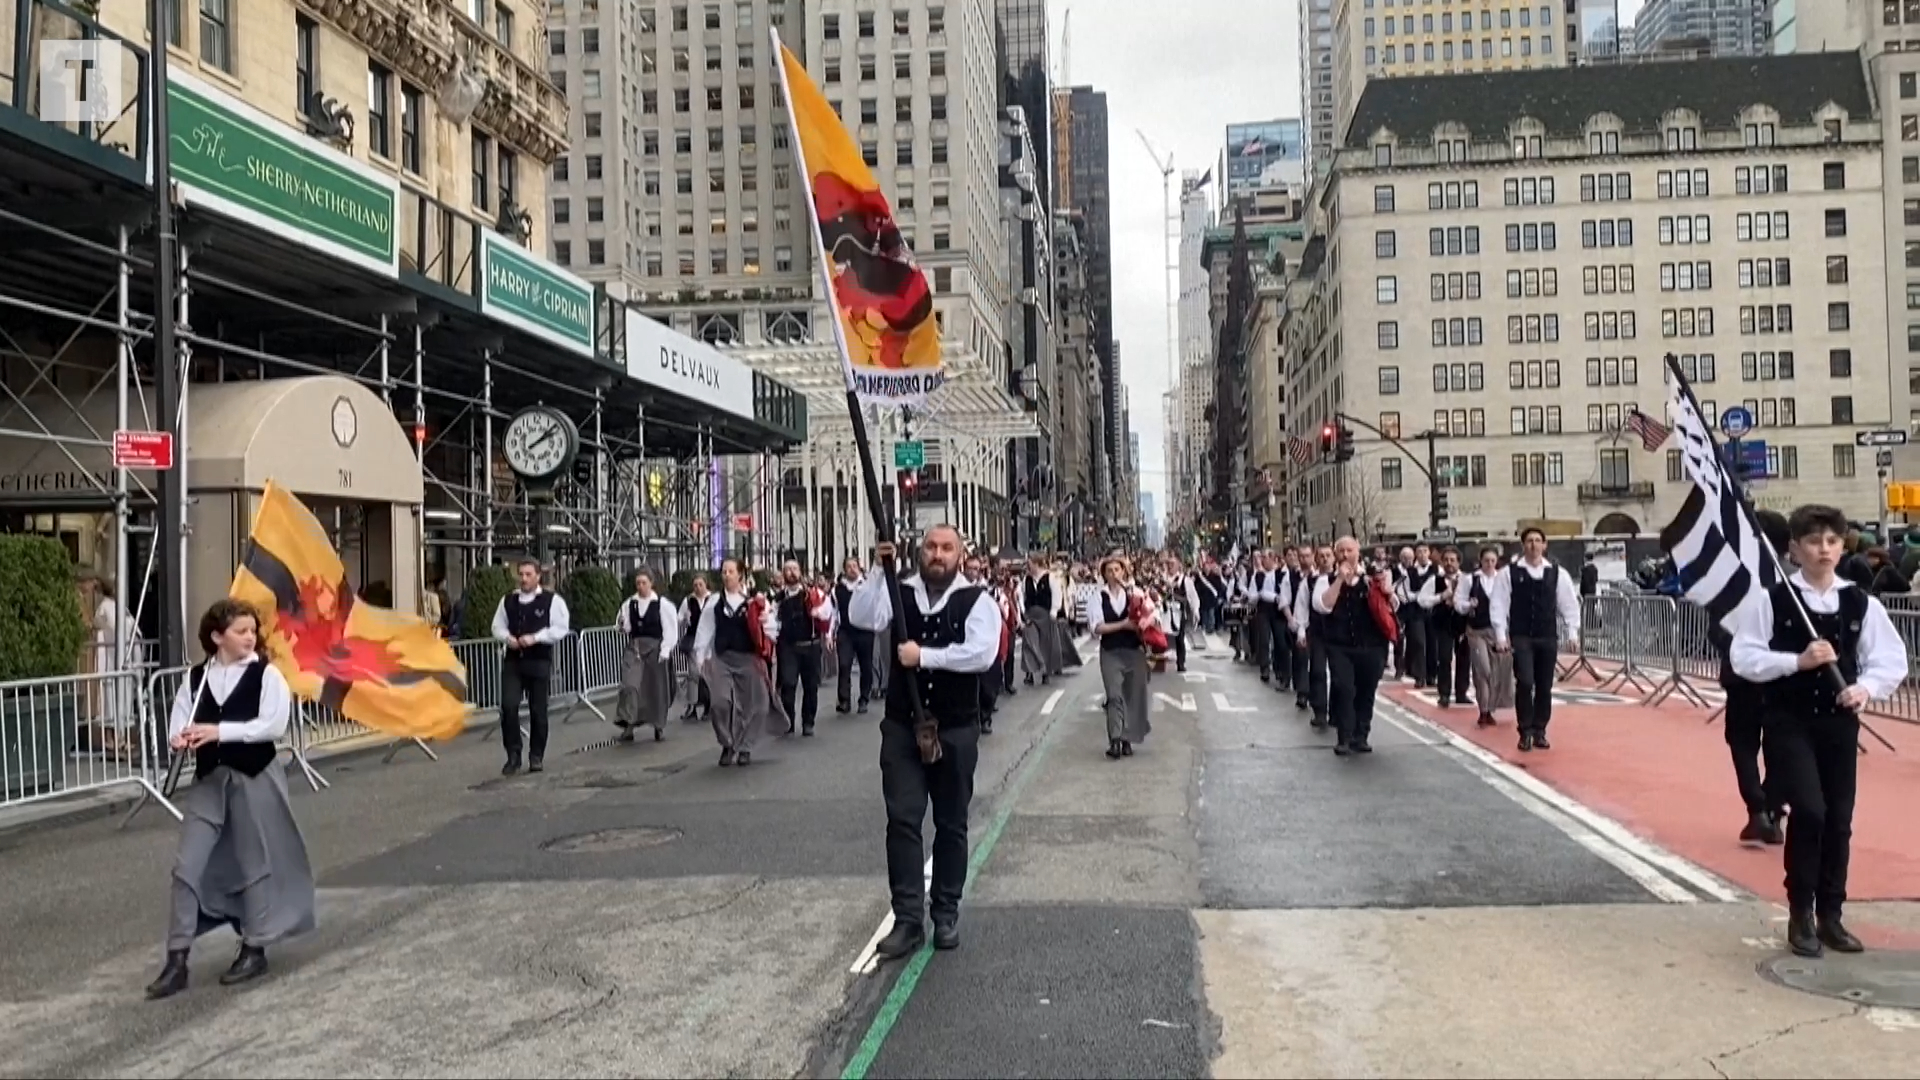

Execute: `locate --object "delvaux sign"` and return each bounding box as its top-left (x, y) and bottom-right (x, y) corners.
top-left (165, 71), bottom-right (400, 278)
top-left (481, 231), bottom-right (596, 358)
top-left (623, 309), bottom-right (756, 422)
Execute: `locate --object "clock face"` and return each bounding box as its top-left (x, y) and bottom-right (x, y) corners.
top-left (330, 397), bottom-right (357, 448)
top-left (503, 407), bottom-right (574, 480)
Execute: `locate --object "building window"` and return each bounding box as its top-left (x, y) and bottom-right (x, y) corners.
top-left (1823, 162), bottom-right (1846, 190)
top-left (399, 84), bottom-right (423, 173)
top-left (1377, 321), bottom-right (1399, 349)
top-left (1832, 396), bottom-right (1854, 425)
top-left (1382, 458), bottom-right (1403, 490)
top-left (1376, 276), bottom-right (1397, 303)
top-left (1829, 302), bottom-right (1851, 331)
top-left (1834, 445), bottom-right (1856, 478)
top-left (1374, 185), bottom-right (1395, 212)
top-left (199, 0), bottom-right (234, 72)
top-left (1375, 230), bottom-right (1396, 258)
top-left (1378, 365), bottom-right (1401, 393)
top-left (471, 132), bottom-right (491, 211)
top-left (296, 15), bottom-right (319, 115)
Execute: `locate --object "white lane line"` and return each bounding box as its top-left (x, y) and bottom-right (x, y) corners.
top-left (1376, 698), bottom-right (1743, 904)
top-left (1041, 688), bottom-right (1065, 715)
top-left (850, 855), bottom-right (934, 975)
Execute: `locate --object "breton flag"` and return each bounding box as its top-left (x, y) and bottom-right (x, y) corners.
top-left (230, 482), bottom-right (470, 741)
top-left (774, 35), bottom-right (944, 406)
top-left (1655, 357), bottom-right (1781, 630)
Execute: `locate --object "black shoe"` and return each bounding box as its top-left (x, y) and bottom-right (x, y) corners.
top-left (527, 758), bottom-right (543, 774)
top-left (1518, 733), bottom-right (1535, 752)
top-left (981, 717), bottom-right (994, 735)
top-left (219, 944), bottom-right (268, 986)
top-left (1740, 812), bottom-right (1769, 845)
top-left (802, 722), bottom-right (815, 737)
top-left (1763, 813), bottom-right (1786, 845)
top-left (1788, 910), bottom-right (1822, 958)
top-left (1437, 697), bottom-right (1451, 708)
top-left (857, 702), bottom-right (870, 715)
top-left (1818, 916), bottom-right (1864, 954)
top-left (616, 725), bottom-right (636, 743)
top-left (837, 703), bottom-right (851, 714)
top-left (1531, 733), bottom-right (1551, 751)
top-left (1260, 671), bottom-right (1271, 683)
top-left (1334, 742), bottom-right (1351, 756)
top-left (735, 751), bottom-right (751, 766)
top-left (877, 921), bottom-right (924, 960)
top-left (144, 950), bottom-right (189, 1000)
top-left (932, 916), bottom-right (960, 951)
top-left (502, 757), bottom-right (521, 776)
top-left (1351, 741), bottom-right (1373, 753)
top-left (1106, 739), bottom-right (1124, 759)
top-left (719, 748), bottom-right (735, 766)
top-left (1296, 696), bottom-right (1309, 710)
top-left (1310, 718), bottom-right (1328, 731)
top-left (1120, 741), bottom-right (1133, 757)
top-left (653, 725), bottom-right (664, 742)
top-left (1476, 712), bottom-right (1495, 728)
top-left (1457, 697), bottom-right (1473, 708)
top-left (1024, 673), bottom-right (1034, 686)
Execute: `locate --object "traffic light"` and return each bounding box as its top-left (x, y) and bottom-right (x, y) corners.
top-left (1432, 488), bottom-right (1450, 522)
top-left (900, 469), bottom-right (919, 499)
top-left (1888, 482), bottom-right (1920, 511)
top-left (1319, 421), bottom-right (1337, 457)
top-left (1335, 424), bottom-right (1356, 463)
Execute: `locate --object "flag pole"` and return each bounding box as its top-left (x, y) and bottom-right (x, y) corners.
top-left (771, 30), bottom-right (941, 764)
top-left (1662, 353), bottom-right (1894, 753)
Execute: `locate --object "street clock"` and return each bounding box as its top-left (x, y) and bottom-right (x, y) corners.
top-left (502, 405), bottom-right (580, 486)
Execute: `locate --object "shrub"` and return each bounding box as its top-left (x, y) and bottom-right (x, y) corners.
top-left (0, 535), bottom-right (88, 681)
top-left (562, 565), bottom-right (624, 629)
top-left (459, 564), bottom-right (515, 641)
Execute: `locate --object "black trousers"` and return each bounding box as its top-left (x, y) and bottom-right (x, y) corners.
top-left (1766, 710), bottom-right (1859, 917)
top-left (1328, 643), bottom-right (1387, 745)
top-left (1724, 682), bottom-right (1772, 817)
top-left (838, 626), bottom-right (877, 708)
top-left (1511, 636), bottom-right (1558, 735)
top-left (1401, 611), bottom-right (1431, 684)
top-left (1302, 633), bottom-right (1329, 719)
top-left (778, 639), bottom-right (822, 727)
top-left (1432, 625), bottom-right (1469, 703)
top-left (499, 656), bottom-right (551, 761)
top-left (880, 718), bottom-right (980, 926)
top-left (980, 658), bottom-right (1002, 717)
top-left (1171, 624), bottom-right (1188, 670)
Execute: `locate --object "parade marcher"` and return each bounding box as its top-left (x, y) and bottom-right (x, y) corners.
top-left (835, 557), bottom-right (877, 716)
top-left (1400, 543), bottom-right (1440, 687)
top-left (1457, 545), bottom-right (1514, 727)
top-left (773, 560), bottom-right (832, 737)
top-left (692, 558), bottom-right (785, 766)
top-left (1428, 547), bottom-right (1471, 708)
top-left (1292, 545), bottom-right (1335, 726)
top-left (1317, 537), bottom-right (1397, 756)
top-left (1275, 547), bottom-right (1307, 693)
top-left (679, 576), bottom-right (713, 722)
top-left (1713, 508), bottom-right (1790, 845)
top-left (998, 567), bottom-right (1022, 696)
top-left (146, 599), bottom-right (315, 1000)
top-left (1490, 527), bottom-right (1582, 752)
top-left (614, 569), bottom-right (679, 743)
top-left (1163, 555), bottom-right (1200, 673)
top-left (492, 558), bottom-right (572, 775)
top-left (1020, 551), bottom-right (1063, 684)
top-left (1095, 555), bottom-right (1153, 759)
top-left (1730, 503), bottom-right (1908, 958)
top-left (1390, 546), bottom-right (1417, 680)
top-left (849, 526), bottom-right (1003, 958)
top-left (1250, 552), bottom-right (1281, 683)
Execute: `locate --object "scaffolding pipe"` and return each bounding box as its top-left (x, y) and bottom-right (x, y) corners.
top-left (481, 351), bottom-right (495, 566)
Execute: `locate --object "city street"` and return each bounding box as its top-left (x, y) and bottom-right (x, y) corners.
top-left (1, 638), bottom-right (1917, 1079)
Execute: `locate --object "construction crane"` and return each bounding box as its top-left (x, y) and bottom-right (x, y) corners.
top-left (1136, 129), bottom-right (1178, 389)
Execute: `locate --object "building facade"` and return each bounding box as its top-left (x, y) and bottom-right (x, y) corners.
top-left (1294, 54), bottom-right (1889, 540)
top-left (1631, 0), bottom-right (1770, 57)
top-left (1056, 85), bottom-right (1119, 522)
top-left (1173, 173), bottom-right (1215, 532)
top-left (1223, 119), bottom-right (1307, 197)
top-left (1303, 0), bottom-right (1338, 164)
top-left (1053, 211), bottom-right (1100, 549)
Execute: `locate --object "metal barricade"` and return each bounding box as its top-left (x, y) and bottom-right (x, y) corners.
top-left (0, 668), bottom-right (179, 823)
top-left (1645, 599), bottom-right (1716, 709)
top-left (1876, 610), bottom-right (1920, 725)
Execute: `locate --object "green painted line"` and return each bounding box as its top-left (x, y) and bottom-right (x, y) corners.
top-left (839, 683), bottom-right (1076, 1080)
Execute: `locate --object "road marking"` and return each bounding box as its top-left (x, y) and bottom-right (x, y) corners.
top-left (1867, 1008), bottom-right (1920, 1033)
top-left (1210, 692), bottom-right (1258, 713)
top-left (1040, 688), bottom-right (1064, 715)
top-left (1153, 692), bottom-right (1198, 712)
top-left (848, 856), bottom-right (933, 975)
top-left (1180, 671), bottom-right (1210, 683)
top-left (1375, 698), bottom-right (1742, 904)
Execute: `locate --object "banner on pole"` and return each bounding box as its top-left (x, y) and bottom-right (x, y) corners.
top-left (776, 39), bottom-right (945, 406)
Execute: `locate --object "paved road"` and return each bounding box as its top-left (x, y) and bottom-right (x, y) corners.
top-left (2, 636), bottom-right (1917, 1078)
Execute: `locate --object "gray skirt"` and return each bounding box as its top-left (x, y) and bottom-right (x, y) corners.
top-left (169, 760), bottom-right (316, 951)
top-left (704, 650), bottom-right (786, 753)
top-left (1099, 645), bottom-right (1152, 744)
top-left (1022, 606), bottom-right (1063, 675)
top-left (1466, 627), bottom-right (1516, 711)
top-left (617, 636), bottom-right (673, 730)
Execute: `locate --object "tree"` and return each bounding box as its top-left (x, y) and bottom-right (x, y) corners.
top-left (1335, 461), bottom-right (1392, 543)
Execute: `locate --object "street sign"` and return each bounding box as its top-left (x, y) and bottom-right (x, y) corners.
top-left (1719, 406), bottom-right (1754, 438)
top-left (893, 440), bottom-right (925, 469)
top-left (1721, 439), bottom-right (1769, 479)
top-left (1878, 449), bottom-right (1896, 469)
top-left (112, 429), bottom-right (173, 469)
top-left (1856, 429), bottom-right (1910, 447)
top-left (732, 513), bottom-right (754, 532)
top-left (1421, 525), bottom-right (1457, 543)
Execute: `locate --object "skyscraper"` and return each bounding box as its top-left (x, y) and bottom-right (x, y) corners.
top-left (1222, 119), bottom-right (1306, 199)
top-left (1630, 0), bottom-right (1770, 56)
top-left (1058, 86), bottom-right (1117, 519)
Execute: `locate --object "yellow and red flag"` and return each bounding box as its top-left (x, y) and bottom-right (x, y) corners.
top-left (775, 37), bottom-right (944, 405)
top-left (229, 481), bottom-right (469, 741)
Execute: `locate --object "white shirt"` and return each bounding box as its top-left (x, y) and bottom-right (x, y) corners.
top-left (1488, 558), bottom-right (1582, 646)
top-left (167, 654), bottom-right (292, 745)
top-left (616, 594), bottom-right (679, 661)
top-left (773, 583), bottom-right (836, 638)
top-left (1294, 567), bottom-right (1327, 639)
top-left (1454, 568), bottom-right (1500, 615)
top-left (491, 588), bottom-right (572, 646)
top-left (1729, 572), bottom-right (1907, 700)
top-left (847, 571), bottom-right (1003, 674)
top-left (690, 589), bottom-right (778, 666)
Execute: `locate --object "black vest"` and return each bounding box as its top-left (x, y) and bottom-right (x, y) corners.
top-left (1100, 590), bottom-right (1141, 652)
top-left (1406, 565), bottom-right (1438, 617)
top-left (834, 580), bottom-right (856, 624)
top-left (1306, 572), bottom-right (1330, 635)
top-left (1466, 574), bottom-right (1494, 631)
top-left (1255, 569), bottom-right (1279, 609)
top-left (504, 590), bottom-right (556, 662)
top-left (1765, 581), bottom-right (1867, 718)
top-left (189, 659), bottom-right (277, 781)
top-left (712, 594), bottom-right (756, 655)
top-left (625, 596), bottom-right (664, 640)
top-left (1324, 579), bottom-right (1388, 648)
top-left (681, 595), bottom-right (707, 650)
top-left (1507, 564), bottom-right (1559, 639)
top-left (886, 583), bottom-right (986, 730)
top-left (777, 588), bottom-right (818, 645)
top-left (1024, 574), bottom-right (1052, 611)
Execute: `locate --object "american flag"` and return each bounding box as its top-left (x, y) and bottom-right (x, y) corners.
top-left (1624, 406), bottom-right (1670, 452)
top-left (1287, 435), bottom-right (1316, 465)
top-left (1655, 358), bottom-right (1780, 630)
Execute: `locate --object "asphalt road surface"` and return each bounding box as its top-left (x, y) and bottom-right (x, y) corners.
top-left (1, 635), bottom-right (1916, 1079)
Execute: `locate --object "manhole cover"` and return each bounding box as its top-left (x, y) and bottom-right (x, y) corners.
top-left (541, 826), bottom-right (683, 853)
top-left (1761, 950), bottom-right (1920, 1010)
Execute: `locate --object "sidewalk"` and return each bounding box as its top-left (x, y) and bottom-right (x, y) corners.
top-left (1382, 666), bottom-right (1920, 919)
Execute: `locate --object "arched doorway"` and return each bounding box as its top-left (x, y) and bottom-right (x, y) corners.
top-left (1593, 512), bottom-right (1641, 536)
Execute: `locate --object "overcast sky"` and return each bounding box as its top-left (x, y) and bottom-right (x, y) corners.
top-left (1056, 0), bottom-right (1643, 530)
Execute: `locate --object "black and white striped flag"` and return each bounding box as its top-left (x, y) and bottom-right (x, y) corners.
top-left (1656, 358), bottom-right (1781, 630)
